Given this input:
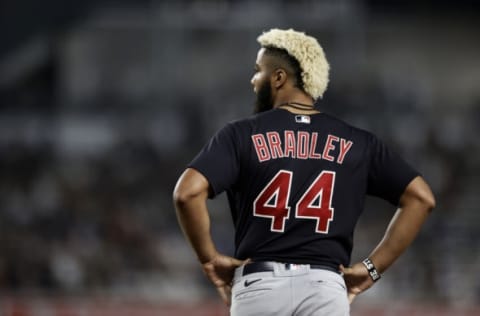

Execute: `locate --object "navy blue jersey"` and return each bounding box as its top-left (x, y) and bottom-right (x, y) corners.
top-left (188, 109), bottom-right (419, 269)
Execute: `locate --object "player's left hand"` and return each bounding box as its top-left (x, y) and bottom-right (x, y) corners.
top-left (340, 262), bottom-right (375, 304)
top-left (202, 254), bottom-right (250, 306)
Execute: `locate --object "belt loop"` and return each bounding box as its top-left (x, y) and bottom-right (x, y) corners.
top-left (235, 265), bottom-right (244, 280)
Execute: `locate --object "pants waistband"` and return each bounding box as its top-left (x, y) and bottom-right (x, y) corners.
top-left (242, 261), bottom-right (340, 276)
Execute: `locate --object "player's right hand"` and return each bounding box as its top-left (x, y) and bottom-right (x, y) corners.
top-left (340, 263), bottom-right (375, 304)
top-left (202, 254), bottom-right (250, 306)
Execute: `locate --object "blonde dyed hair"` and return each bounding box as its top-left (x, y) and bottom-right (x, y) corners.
top-left (257, 28), bottom-right (330, 100)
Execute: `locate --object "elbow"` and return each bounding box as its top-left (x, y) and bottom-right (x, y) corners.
top-left (173, 186), bottom-right (194, 207)
top-left (173, 168), bottom-right (210, 208)
top-left (415, 181), bottom-right (436, 212)
top-left (172, 180), bottom-right (207, 208)
top-left (172, 188), bottom-right (183, 206)
top-left (401, 176), bottom-right (436, 212)
top-left (420, 191), bottom-right (436, 212)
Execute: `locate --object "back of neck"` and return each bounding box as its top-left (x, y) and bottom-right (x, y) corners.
top-left (277, 102), bottom-right (320, 114)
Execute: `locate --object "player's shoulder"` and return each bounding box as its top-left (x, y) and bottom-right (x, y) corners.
top-left (223, 110), bottom-right (275, 130)
top-left (321, 112), bottom-right (376, 139)
top-left (213, 112), bottom-right (262, 140)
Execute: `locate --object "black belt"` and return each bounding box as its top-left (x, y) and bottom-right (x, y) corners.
top-left (242, 261), bottom-right (340, 276)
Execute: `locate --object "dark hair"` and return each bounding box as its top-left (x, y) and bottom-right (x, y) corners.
top-left (263, 45), bottom-right (305, 91)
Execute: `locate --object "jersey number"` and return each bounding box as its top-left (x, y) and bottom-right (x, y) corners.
top-left (253, 170), bottom-right (335, 234)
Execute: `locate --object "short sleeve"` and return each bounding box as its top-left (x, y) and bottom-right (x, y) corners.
top-left (367, 134), bottom-right (420, 206)
top-left (188, 123), bottom-right (241, 198)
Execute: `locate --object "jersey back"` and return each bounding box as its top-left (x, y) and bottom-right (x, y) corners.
top-left (189, 109), bottom-right (418, 268)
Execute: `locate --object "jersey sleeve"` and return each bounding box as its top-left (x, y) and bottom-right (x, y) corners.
top-left (366, 134), bottom-right (420, 206)
top-left (188, 123), bottom-right (241, 198)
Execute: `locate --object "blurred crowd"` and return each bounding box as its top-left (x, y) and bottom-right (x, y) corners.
top-left (0, 0), bottom-right (479, 308)
top-left (0, 141), bottom-right (161, 292)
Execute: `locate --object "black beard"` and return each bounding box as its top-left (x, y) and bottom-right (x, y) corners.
top-left (254, 80), bottom-right (273, 114)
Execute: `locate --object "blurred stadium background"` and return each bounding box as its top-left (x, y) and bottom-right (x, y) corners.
top-left (0, 0), bottom-right (479, 315)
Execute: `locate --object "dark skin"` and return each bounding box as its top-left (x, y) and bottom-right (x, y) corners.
top-left (173, 47), bottom-right (436, 306)
top-left (251, 48), bottom-right (316, 113)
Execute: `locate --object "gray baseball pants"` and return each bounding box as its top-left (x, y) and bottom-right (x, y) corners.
top-left (230, 262), bottom-right (350, 316)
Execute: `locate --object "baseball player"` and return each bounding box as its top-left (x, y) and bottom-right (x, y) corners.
top-left (173, 29), bottom-right (435, 315)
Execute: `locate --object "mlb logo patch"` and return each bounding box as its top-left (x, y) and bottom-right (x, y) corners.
top-left (295, 115), bottom-right (311, 124)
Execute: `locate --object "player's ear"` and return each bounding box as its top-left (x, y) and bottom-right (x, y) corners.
top-left (272, 68), bottom-right (288, 89)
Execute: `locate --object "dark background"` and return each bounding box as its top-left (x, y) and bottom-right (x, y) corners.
top-left (0, 0), bottom-right (479, 313)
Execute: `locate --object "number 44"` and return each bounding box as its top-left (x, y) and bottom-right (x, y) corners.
top-left (253, 170), bottom-right (335, 234)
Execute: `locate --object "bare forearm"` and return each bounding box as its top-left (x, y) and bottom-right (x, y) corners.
top-left (369, 204), bottom-right (430, 273)
top-left (175, 194), bottom-right (218, 263)
top-left (368, 176), bottom-right (435, 273)
top-left (173, 168), bottom-right (218, 264)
